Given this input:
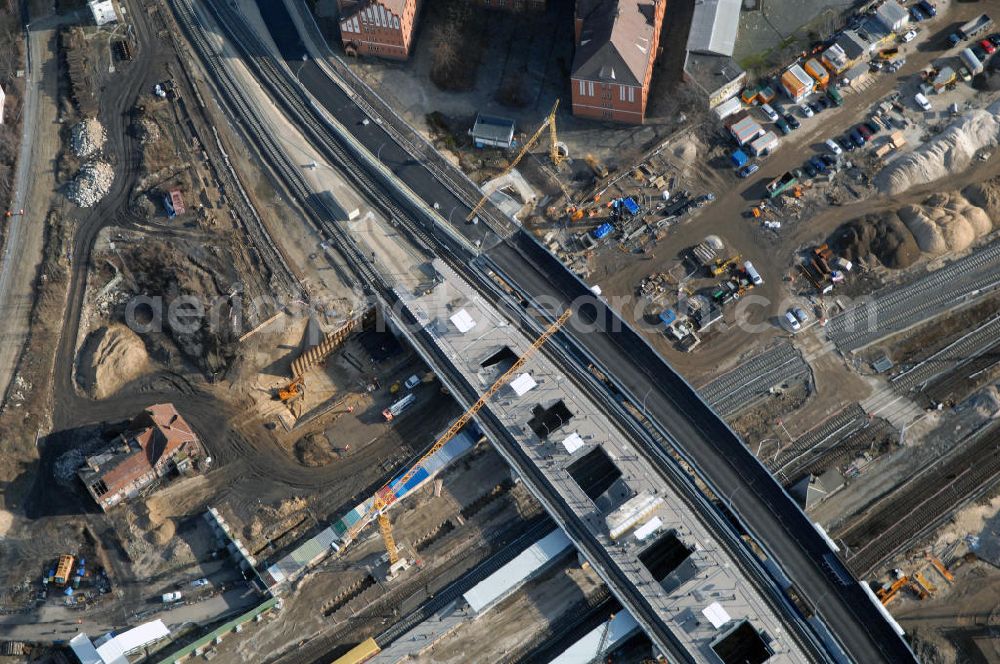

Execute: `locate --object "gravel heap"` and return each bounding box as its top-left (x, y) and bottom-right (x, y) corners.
top-left (68, 160), bottom-right (114, 207)
top-left (878, 99), bottom-right (1000, 195)
top-left (70, 118), bottom-right (107, 158)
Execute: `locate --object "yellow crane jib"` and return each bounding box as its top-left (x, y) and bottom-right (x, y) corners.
top-left (466, 100), bottom-right (561, 222)
top-left (346, 309), bottom-right (573, 563)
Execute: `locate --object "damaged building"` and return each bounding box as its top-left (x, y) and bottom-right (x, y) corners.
top-left (78, 403), bottom-right (206, 511)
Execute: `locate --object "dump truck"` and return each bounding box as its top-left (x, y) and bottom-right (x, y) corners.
top-left (765, 172), bottom-right (798, 198)
top-left (949, 14), bottom-right (992, 46)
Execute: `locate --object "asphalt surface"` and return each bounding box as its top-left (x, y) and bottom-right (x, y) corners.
top-left (208, 1), bottom-right (918, 661)
top-left (0, 15), bottom-right (47, 402)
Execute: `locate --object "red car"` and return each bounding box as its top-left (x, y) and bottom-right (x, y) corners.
top-left (980, 39), bottom-right (997, 55)
top-left (857, 124), bottom-right (874, 139)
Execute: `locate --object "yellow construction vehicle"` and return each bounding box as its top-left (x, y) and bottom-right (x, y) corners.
top-left (276, 376), bottom-right (304, 403)
top-left (926, 553), bottom-right (954, 583)
top-left (347, 309), bottom-right (573, 570)
top-left (911, 571), bottom-right (937, 599)
top-left (467, 100), bottom-right (562, 222)
top-left (710, 255), bottom-right (741, 277)
top-left (877, 575), bottom-right (909, 605)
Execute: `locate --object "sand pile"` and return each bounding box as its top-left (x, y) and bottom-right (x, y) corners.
top-left (897, 192), bottom-right (993, 255)
top-left (878, 99), bottom-right (1000, 195)
top-left (830, 212), bottom-right (921, 269)
top-left (962, 175), bottom-right (1000, 219)
top-left (78, 324), bottom-right (150, 398)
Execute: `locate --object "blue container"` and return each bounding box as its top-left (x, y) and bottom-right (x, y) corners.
top-left (592, 223), bottom-right (613, 240)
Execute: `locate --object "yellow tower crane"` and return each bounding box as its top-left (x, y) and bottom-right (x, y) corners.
top-left (466, 100), bottom-right (562, 223)
top-left (347, 309), bottom-right (573, 568)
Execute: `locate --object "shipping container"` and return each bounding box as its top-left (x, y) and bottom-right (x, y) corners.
top-left (730, 116), bottom-right (765, 145)
top-left (749, 130), bottom-right (779, 156)
top-left (780, 64), bottom-right (814, 102)
top-left (713, 96), bottom-right (742, 120)
top-left (803, 58), bottom-right (830, 87)
top-left (592, 222), bottom-right (614, 240)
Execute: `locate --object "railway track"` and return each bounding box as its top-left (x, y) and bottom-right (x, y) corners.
top-left (922, 342), bottom-right (1000, 406)
top-left (173, 2), bottom-right (912, 660)
top-left (891, 313), bottom-right (1000, 394)
top-left (827, 241), bottom-right (1000, 351)
top-left (697, 341), bottom-right (809, 413)
top-left (767, 404), bottom-right (867, 482)
top-left (790, 419), bottom-right (893, 482)
top-left (837, 424), bottom-right (1000, 577)
top-left (172, 4), bottom-right (702, 661)
top-left (374, 516), bottom-right (554, 647)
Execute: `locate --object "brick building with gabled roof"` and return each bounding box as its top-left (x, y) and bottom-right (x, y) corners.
top-left (570, 0), bottom-right (666, 124)
top-left (79, 404), bottom-right (205, 511)
top-left (338, 0), bottom-right (421, 60)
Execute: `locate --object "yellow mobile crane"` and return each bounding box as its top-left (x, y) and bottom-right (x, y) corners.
top-left (466, 100), bottom-right (562, 223)
top-left (347, 309), bottom-right (573, 569)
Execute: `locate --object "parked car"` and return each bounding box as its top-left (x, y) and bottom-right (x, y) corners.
top-left (917, 0), bottom-right (936, 17)
top-left (792, 307), bottom-right (809, 324)
top-left (915, 92), bottom-right (932, 111)
top-left (839, 136), bottom-right (855, 152)
top-left (785, 311), bottom-right (801, 331)
top-left (958, 65), bottom-right (973, 81)
top-left (775, 117), bottom-right (791, 135)
top-left (737, 163), bottom-right (759, 178)
top-left (850, 129), bottom-right (866, 148)
top-left (825, 138), bottom-right (843, 156)
top-left (820, 154), bottom-right (837, 168)
top-left (981, 39), bottom-right (997, 55)
top-left (760, 103), bottom-right (780, 122)
top-left (972, 44), bottom-right (988, 61)
top-left (857, 124), bottom-right (874, 140)
top-left (803, 161), bottom-right (818, 178)
top-left (162, 592), bottom-right (182, 603)
top-left (800, 103), bottom-right (814, 118)
top-left (864, 120), bottom-right (882, 134)
top-left (901, 29), bottom-right (918, 43)
top-left (784, 113), bottom-right (800, 129)
top-left (989, 33), bottom-right (1000, 47)
top-left (810, 156), bottom-right (827, 174)
top-left (809, 101), bottom-right (823, 114)
top-left (191, 578), bottom-right (209, 587)
top-left (909, 6), bottom-right (926, 21)
top-left (817, 96), bottom-right (831, 109)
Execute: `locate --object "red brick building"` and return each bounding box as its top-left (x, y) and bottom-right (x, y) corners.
top-left (338, 0), bottom-right (421, 60)
top-left (78, 404), bottom-right (205, 511)
top-left (570, 0), bottom-right (666, 124)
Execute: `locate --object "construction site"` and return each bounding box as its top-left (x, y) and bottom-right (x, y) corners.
top-left (2, 0), bottom-right (1000, 663)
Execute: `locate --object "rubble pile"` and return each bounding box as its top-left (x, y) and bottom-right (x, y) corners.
top-left (878, 100), bottom-right (1000, 195)
top-left (68, 161), bottom-right (114, 207)
top-left (138, 117), bottom-right (160, 144)
top-left (70, 118), bottom-right (106, 158)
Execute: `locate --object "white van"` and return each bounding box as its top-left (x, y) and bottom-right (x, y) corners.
top-left (743, 261), bottom-right (763, 286)
top-left (760, 103), bottom-right (780, 123)
top-left (914, 92), bottom-right (932, 112)
top-left (825, 138), bottom-right (843, 156)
